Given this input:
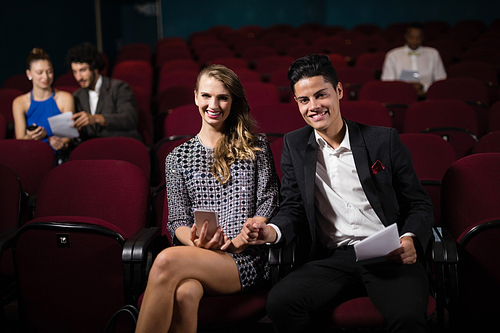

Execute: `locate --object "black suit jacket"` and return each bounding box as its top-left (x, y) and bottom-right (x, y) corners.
top-left (73, 76), bottom-right (142, 141)
top-left (271, 119), bottom-right (434, 261)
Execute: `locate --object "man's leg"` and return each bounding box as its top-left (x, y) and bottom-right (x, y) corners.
top-left (267, 247), bottom-right (361, 333)
top-left (360, 259), bottom-right (430, 333)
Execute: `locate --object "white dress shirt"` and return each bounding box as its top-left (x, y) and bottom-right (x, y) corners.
top-left (313, 127), bottom-right (385, 249)
top-left (381, 45), bottom-right (447, 92)
top-left (88, 74), bottom-right (102, 115)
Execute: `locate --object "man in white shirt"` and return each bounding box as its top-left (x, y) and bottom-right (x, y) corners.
top-left (66, 43), bottom-right (142, 141)
top-left (245, 54), bottom-right (434, 332)
top-left (381, 22), bottom-right (447, 96)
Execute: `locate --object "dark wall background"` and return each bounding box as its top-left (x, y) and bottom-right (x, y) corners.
top-left (1, 0), bottom-right (498, 84)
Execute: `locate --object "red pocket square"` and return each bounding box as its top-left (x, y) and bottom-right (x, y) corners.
top-left (371, 160), bottom-right (385, 175)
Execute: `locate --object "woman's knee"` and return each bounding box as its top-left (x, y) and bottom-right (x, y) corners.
top-left (175, 280), bottom-right (204, 309)
top-left (148, 248), bottom-right (184, 282)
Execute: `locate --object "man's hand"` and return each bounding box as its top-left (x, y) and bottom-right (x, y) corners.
top-left (245, 217), bottom-right (277, 245)
top-left (386, 236), bottom-right (417, 264)
top-left (71, 111), bottom-right (106, 130)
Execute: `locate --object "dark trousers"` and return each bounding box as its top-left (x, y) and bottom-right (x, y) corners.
top-left (266, 246), bottom-right (429, 333)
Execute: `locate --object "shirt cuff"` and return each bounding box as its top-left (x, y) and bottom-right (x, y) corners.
top-left (400, 232), bottom-right (416, 239)
top-left (267, 223), bottom-right (282, 245)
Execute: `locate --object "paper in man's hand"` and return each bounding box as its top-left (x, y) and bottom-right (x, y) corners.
top-left (47, 112), bottom-right (80, 138)
top-left (354, 223), bottom-right (401, 261)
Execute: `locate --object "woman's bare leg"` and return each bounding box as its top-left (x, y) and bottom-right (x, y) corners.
top-left (135, 246), bottom-right (241, 333)
top-left (169, 279), bottom-right (204, 333)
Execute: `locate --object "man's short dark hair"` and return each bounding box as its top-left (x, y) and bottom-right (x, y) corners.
top-left (287, 54), bottom-right (339, 94)
top-left (407, 22), bottom-right (424, 32)
top-left (66, 42), bottom-right (105, 72)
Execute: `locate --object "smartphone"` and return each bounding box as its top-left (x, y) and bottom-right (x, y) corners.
top-left (27, 124), bottom-right (38, 131)
top-left (194, 209), bottom-right (219, 238)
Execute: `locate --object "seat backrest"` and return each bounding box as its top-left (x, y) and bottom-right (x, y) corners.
top-left (209, 57), bottom-right (249, 70)
top-left (441, 153), bottom-right (500, 241)
top-left (399, 133), bottom-right (456, 181)
top-left (244, 82), bottom-right (280, 108)
top-left (34, 159), bottom-right (150, 238)
top-left (453, 217), bottom-right (500, 327)
top-left (472, 131), bottom-right (500, 154)
top-left (355, 52), bottom-right (387, 71)
top-left (404, 99), bottom-right (478, 135)
top-left (427, 77), bottom-right (489, 107)
top-left (1, 75), bottom-right (31, 93)
top-left (447, 61), bottom-right (498, 84)
top-left (0, 88), bottom-right (23, 123)
top-left (54, 71), bottom-right (80, 87)
top-left (251, 102), bottom-right (304, 134)
top-left (400, 133), bottom-right (456, 226)
top-left (255, 55), bottom-right (294, 76)
top-left (358, 80), bottom-right (418, 105)
top-left (69, 137), bottom-right (150, 181)
top-left (163, 104), bottom-right (201, 138)
top-left (155, 85), bottom-right (195, 116)
top-left (154, 44), bottom-right (192, 68)
top-left (13, 216), bottom-right (130, 333)
top-left (0, 139), bottom-right (55, 196)
top-left (340, 100), bottom-right (392, 127)
top-left (157, 69), bottom-right (199, 94)
top-left (488, 101), bottom-right (500, 132)
top-left (0, 163), bottom-right (22, 231)
top-left (111, 60), bottom-right (153, 96)
top-left (0, 113), bottom-right (6, 140)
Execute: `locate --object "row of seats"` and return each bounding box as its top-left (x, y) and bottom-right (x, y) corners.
top-left (2, 141), bottom-right (499, 331)
top-left (1, 86), bottom-right (500, 154)
top-left (2, 125), bottom-right (499, 233)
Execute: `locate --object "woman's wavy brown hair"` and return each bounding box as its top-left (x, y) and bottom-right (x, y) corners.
top-left (195, 64), bottom-right (260, 184)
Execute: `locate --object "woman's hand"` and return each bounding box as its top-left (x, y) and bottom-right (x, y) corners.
top-left (48, 136), bottom-right (69, 151)
top-left (191, 221), bottom-right (231, 250)
top-left (222, 217), bottom-right (271, 254)
top-left (27, 126), bottom-right (47, 140)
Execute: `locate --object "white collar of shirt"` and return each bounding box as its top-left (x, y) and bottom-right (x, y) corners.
top-left (88, 74), bottom-right (102, 115)
top-left (314, 123), bottom-right (351, 153)
top-left (404, 45), bottom-right (423, 55)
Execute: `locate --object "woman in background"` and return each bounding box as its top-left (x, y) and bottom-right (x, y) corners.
top-left (12, 48), bottom-right (74, 152)
top-left (135, 65), bottom-right (279, 332)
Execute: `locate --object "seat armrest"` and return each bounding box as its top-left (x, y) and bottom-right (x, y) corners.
top-left (0, 228), bottom-right (17, 255)
top-left (268, 238), bottom-right (296, 285)
top-left (122, 227), bottom-right (161, 263)
top-left (431, 227), bottom-right (458, 263)
top-left (122, 227), bottom-right (161, 304)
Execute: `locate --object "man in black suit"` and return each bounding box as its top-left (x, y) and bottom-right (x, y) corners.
top-left (66, 43), bottom-right (142, 141)
top-left (246, 54), bottom-right (433, 332)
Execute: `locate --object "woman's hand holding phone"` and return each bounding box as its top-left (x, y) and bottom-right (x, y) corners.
top-left (191, 222), bottom-right (231, 250)
top-left (26, 124), bottom-right (47, 140)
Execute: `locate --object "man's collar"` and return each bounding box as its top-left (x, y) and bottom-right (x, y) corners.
top-left (404, 45), bottom-right (423, 55)
top-left (91, 74), bottom-right (103, 93)
top-left (314, 122), bottom-right (350, 151)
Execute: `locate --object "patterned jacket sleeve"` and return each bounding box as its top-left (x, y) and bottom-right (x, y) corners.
top-left (253, 135), bottom-right (280, 220)
top-left (165, 147), bottom-right (193, 240)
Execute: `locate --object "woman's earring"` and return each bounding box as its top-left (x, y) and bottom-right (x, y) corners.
top-left (29, 77), bottom-right (32, 80)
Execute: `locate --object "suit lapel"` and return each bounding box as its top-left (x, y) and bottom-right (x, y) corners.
top-left (95, 76), bottom-right (109, 115)
top-left (347, 120), bottom-right (388, 225)
top-left (80, 90), bottom-right (91, 114)
top-left (304, 130), bottom-right (318, 240)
